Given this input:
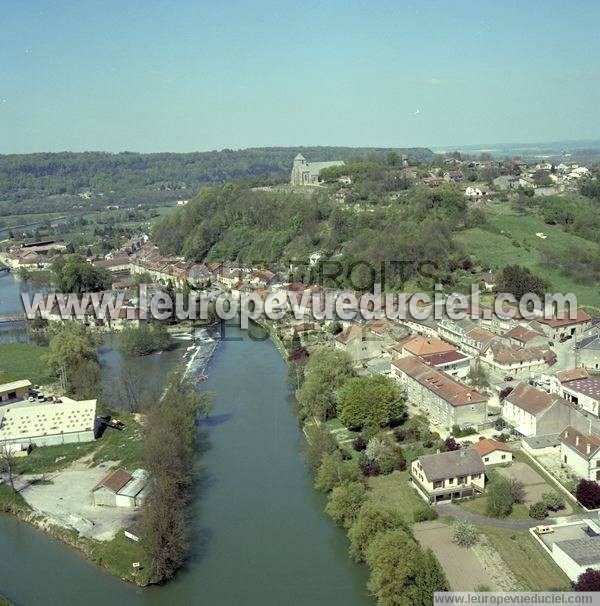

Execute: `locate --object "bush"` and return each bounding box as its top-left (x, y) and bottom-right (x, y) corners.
top-left (314, 451), bottom-right (361, 492)
top-left (575, 479), bottom-right (600, 509)
top-left (325, 482), bottom-right (368, 528)
top-left (452, 520), bottom-right (479, 547)
top-left (529, 501), bottom-right (548, 520)
top-left (442, 437), bottom-right (461, 452)
top-left (507, 478), bottom-right (525, 504)
top-left (486, 475), bottom-right (514, 518)
top-left (413, 506), bottom-right (438, 523)
top-left (573, 568), bottom-right (600, 591)
top-left (394, 428), bottom-right (407, 442)
top-left (352, 436), bottom-right (367, 452)
top-left (118, 324), bottom-right (172, 356)
top-left (348, 502), bottom-right (404, 562)
top-left (359, 458), bottom-right (380, 477)
top-left (542, 491), bottom-right (566, 512)
top-left (451, 425), bottom-right (477, 438)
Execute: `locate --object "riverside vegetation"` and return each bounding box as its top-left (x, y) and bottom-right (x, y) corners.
top-left (292, 347), bottom-right (449, 605)
top-left (0, 318), bottom-right (213, 586)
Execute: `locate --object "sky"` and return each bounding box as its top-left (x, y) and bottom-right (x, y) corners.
top-left (1, 0), bottom-right (600, 153)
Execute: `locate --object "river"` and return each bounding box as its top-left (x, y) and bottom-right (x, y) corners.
top-left (0, 273), bottom-right (370, 606)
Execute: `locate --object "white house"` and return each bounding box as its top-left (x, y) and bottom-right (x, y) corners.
top-left (472, 437), bottom-right (514, 466)
top-left (0, 389), bottom-right (96, 454)
top-left (559, 426), bottom-right (600, 481)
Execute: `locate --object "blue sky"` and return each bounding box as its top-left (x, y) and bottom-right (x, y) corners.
top-left (1, 0), bottom-right (599, 153)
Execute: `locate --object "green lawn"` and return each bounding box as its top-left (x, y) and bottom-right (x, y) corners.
top-left (0, 484), bottom-right (31, 514)
top-left (455, 206), bottom-right (600, 309)
top-left (14, 411), bottom-right (144, 474)
top-left (80, 530), bottom-right (152, 585)
top-left (0, 342), bottom-right (52, 386)
top-left (367, 471), bottom-right (425, 524)
top-left (476, 526), bottom-right (571, 591)
top-left (458, 495), bottom-right (531, 521)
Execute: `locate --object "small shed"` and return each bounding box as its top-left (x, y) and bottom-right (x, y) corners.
top-left (92, 468), bottom-right (133, 507)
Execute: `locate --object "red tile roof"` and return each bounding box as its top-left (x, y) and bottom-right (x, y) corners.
top-left (560, 426), bottom-right (600, 460)
top-left (392, 357), bottom-right (486, 407)
top-left (473, 438), bottom-right (513, 457)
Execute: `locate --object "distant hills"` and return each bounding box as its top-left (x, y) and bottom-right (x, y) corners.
top-left (0, 147), bottom-right (434, 215)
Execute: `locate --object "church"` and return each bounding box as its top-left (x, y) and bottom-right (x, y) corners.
top-left (290, 154), bottom-right (344, 186)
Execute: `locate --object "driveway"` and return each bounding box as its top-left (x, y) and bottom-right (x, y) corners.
top-left (435, 503), bottom-right (541, 529)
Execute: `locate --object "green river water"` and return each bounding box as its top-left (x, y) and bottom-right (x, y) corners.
top-left (0, 274), bottom-right (370, 606)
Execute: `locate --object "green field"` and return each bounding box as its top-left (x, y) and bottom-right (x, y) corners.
top-left (458, 495), bottom-right (530, 520)
top-left (0, 342), bottom-right (52, 385)
top-left (476, 526), bottom-right (571, 591)
top-left (456, 205), bottom-right (600, 309)
top-left (367, 471), bottom-right (425, 523)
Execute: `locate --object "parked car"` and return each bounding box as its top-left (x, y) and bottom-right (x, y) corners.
top-left (503, 376), bottom-right (513, 382)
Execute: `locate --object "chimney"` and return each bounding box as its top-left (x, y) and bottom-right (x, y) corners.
top-left (467, 393), bottom-right (472, 401)
top-left (588, 443), bottom-right (592, 455)
top-left (575, 435), bottom-right (580, 447)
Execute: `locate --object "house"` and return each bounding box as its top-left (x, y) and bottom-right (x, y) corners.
top-left (532, 519), bottom-right (600, 581)
top-left (502, 382), bottom-right (576, 437)
top-left (419, 350), bottom-right (472, 379)
top-left (493, 175), bottom-right (519, 190)
top-left (559, 375), bottom-right (600, 418)
top-left (535, 310), bottom-right (592, 341)
top-left (411, 449), bottom-right (486, 504)
top-left (576, 334), bottom-right (600, 372)
top-left (290, 154), bottom-right (344, 186)
top-left (482, 342), bottom-right (556, 376)
top-left (559, 426), bottom-right (600, 481)
top-left (334, 325), bottom-right (388, 363)
top-left (0, 380), bottom-right (32, 403)
top-left (501, 325), bottom-right (547, 348)
top-left (0, 390), bottom-right (96, 454)
top-left (473, 437), bottom-right (514, 465)
top-left (92, 468), bottom-right (149, 508)
top-left (396, 335), bottom-right (456, 358)
top-left (391, 356), bottom-right (488, 429)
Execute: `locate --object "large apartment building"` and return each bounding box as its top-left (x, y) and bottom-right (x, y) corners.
top-left (0, 381), bottom-right (96, 454)
top-left (391, 356), bottom-right (488, 430)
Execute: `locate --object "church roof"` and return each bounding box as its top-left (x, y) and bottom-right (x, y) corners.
top-left (294, 153), bottom-right (306, 160)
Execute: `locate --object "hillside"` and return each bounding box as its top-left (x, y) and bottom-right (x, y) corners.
top-left (0, 147), bottom-right (434, 216)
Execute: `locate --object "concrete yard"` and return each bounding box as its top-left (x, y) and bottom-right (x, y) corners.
top-left (414, 521), bottom-right (499, 591)
top-left (496, 461), bottom-right (573, 516)
top-left (16, 460), bottom-right (140, 541)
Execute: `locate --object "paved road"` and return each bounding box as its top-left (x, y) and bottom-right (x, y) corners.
top-left (435, 502), bottom-right (596, 530)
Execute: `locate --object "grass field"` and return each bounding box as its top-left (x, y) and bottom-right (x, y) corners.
top-left (80, 530), bottom-right (152, 585)
top-left (0, 342), bottom-right (52, 385)
top-left (367, 471), bottom-right (425, 523)
top-left (13, 411), bottom-right (144, 474)
top-left (455, 204), bottom-right (600, 309)
top-left (476, 526), bottom-right (571, 591)
top-left (458, 495), bottom-right (531, 520)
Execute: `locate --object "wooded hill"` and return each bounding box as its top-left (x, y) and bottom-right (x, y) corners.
top-left (0, 147), bottom-right (434, 216)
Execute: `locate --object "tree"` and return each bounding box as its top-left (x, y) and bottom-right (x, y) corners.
top-left (325, 482), bottom-right (368, 528)
top-left (413, 506), bottom-right (438, 523)
top-left (296, 348), bottom-right (353, 421)
top-left (507, 477), bottom-right (526, 504)
top-left (303, 424), bottom-right (338, 473)
top-left (496, 264), bottom-right (551, 300)
top-left (542, 491), bottom-right (565, 512)
top-left (486, 475), bottom-right (514, 518)
top-left (466, 361), bottom-right (489, 389)
top-left (442, 437), bottom-right (460, 452)
top-left (452, 520), bottom-right (479, 547)
top-left (365, 529), bottom-right (449, 605)
top-left (529, 501), bottom-right (548, 520)
top-left (348, 502), bottom-right (404, 562)
top-left (314, 451), bottom-right (361, 492)
top-left (0, 442), bottom-right (17, 492)
top-left (575, 480), bottom-right (600, 509)
top-left (117, 324), bottom-right (173, 356)
top-left (43, 323), bottom-right (100, 396)
top-left (337, 375), bottom-right (405, 429)
top-left (573, 568), bottom-right (600, 591)
top-left (141, 375), bottom-right (213, 583)
top-left (52, 254), bottom-right (112, 294)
